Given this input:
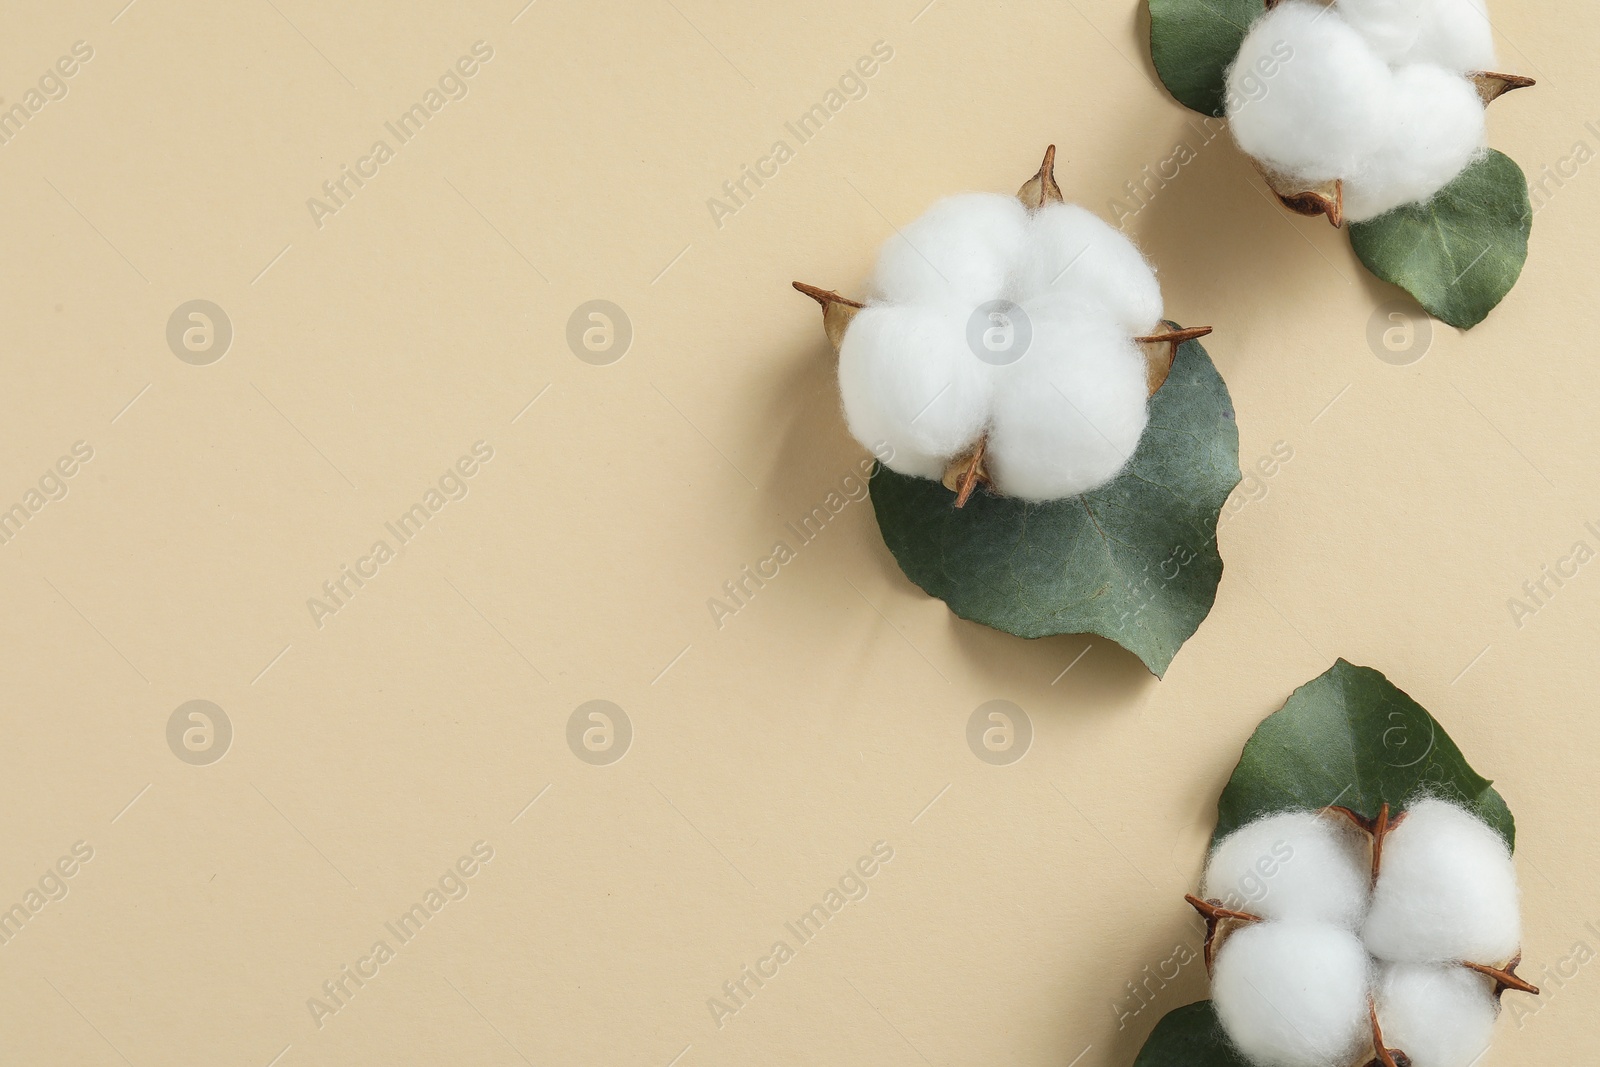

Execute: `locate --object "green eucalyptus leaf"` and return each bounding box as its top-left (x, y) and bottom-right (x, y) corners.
top-left (868, 330), bottom-right (1240, 678)
top-left (1133, 1001), bottom-right (1252, 1067)
top-left (1349, 149), bottom-right (1533, 330)
top-left (1147, 0), bottom-right (1264, 117)
top-left (1213, 659), bottom-right (1514, 850)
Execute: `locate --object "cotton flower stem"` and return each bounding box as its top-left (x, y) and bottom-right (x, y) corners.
top-left (1325, 802), bottom-right (1408, 884)
top-left (941, 438), bottom-right (991, 507)
top-left (1185, 894), bottom-right (1264, 974)
top-left (1365, 998), bottom-right (1411, 1067)
top-left (1017, 144), bottom-right (1065, 209)
top-left (1369, 804), bottom-right (1394, 884)
top-left (1135, 325), bottom-right (1212, 394)
top-left (1463, 954), bottom-right (1540, 998)
top-left (792, 281), bottom-right (864, 352)
top-left (952, 437), bottom-right (988, 508)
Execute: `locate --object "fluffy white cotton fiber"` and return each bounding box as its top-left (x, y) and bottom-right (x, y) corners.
top-left (1202, 811), bottom-right (1370, 927)
top-left (1340, 64), bottom-right (1486, 221)
top-left (837, 193), bottom-right (1164, 502)
top-left (1337, 0), bottom-right (1496, 70)
top-left (1374, 962), bottom-right (1499, 1067)
top-left (1013, 203), bottom-right (1164, 336)
top-left (983, 309), bottom-right (1150, 501)
top-left (871, 193), bottom-right (1029, 306)
top-left (838, 304), bottom-right (992, 480)
top-left (1229, 4), bottom-right (1393, 182)
top-left (1212, 922), bottom-right (1372, 1067)
top-left (1363, 798), bottom-right (1521, 965)
top-left (1225, 0), bottom-right (1497, 222)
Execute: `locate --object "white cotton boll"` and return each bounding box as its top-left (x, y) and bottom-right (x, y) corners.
top-left (838, 304), bottom-right (990, 473)
top-left (1226, 3), bottom-right (1394, 184)
top-left (1212, 922), bottom-right (1372, 1067)
top-left (870, 192), bottom-right (1030, 305)
top-left (1362, 798), bottom-right (1521, 965)
top-left (1224, 0), bottom-right (1492, 218)
top-left (1342, 65), bottom-right (1485, 221)
top-left (1373, 962), bottom-right (1499, 1067)
top-left (835, 189), bottom-right (1165, 500)
top-left (1202, 811), bottom-right (1371, 928)
top-left (1012, 203), bottom-right (1163, 335)
top-left (983, 304), bottom-right (1148, 501)
top-left (1337, 0), bottom-right (1496, 71)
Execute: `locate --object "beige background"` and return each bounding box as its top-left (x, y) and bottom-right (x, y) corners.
top-left (0, 0), bottom-right (1593, 1063)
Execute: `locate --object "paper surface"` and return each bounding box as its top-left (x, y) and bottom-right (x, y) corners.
top-left (0, 1), bottom-right (1589, 1064)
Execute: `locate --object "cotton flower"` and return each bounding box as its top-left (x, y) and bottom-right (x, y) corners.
top-left (1226, 0), bottom-right (1508, 222)
top-left (824, 150), bottom-right (1188, 504)
top-left (1191, 799), bottom-right (1534, 1067)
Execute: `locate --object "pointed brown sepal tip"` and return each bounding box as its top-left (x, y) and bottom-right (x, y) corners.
top-left (1135, 325), bottom-right (1211, 396)
top-left (1185, 894), bottom-right (1265, 974)
top-left (792, 281), bottom-right (864, 309)
top-left (1134, 325), bottom-right (1212, 346)
top-left (793, 281), bottom-right (865, 352)
top-left (1463, 955), bottom-right (1541, 999)
top-left (1183, 894), bottom-right (1264, 926)
top-left (1018, 144), bottom-right (1065, 210)
top-left (1471, 70), bottom-right (1537, 106)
